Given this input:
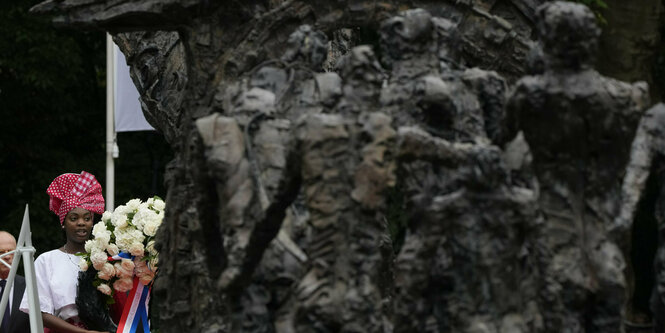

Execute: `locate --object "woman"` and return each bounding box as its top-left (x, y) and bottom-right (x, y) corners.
top-left (20, 171), bottom-right (108, 333)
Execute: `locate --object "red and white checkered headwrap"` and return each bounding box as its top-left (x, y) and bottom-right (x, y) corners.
top-left (46, 171), bottom-right (105, 224)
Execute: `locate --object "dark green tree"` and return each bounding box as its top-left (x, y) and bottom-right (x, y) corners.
top-left (0, 0), bottom-right (172, 255)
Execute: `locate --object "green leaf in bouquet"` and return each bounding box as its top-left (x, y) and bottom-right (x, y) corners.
top-left (141, 254), bottom-right (156, 262)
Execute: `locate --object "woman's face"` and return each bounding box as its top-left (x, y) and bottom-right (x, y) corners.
top-left (63, 207), bottom-right (94, 244)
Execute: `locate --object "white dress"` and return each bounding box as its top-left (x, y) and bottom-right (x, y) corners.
top-left (19, 249), bottom-right (82, 320)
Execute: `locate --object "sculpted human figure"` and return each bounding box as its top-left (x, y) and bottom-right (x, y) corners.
top-left (379, 9), bottom-right (464, 138)
top-left (379, 9), bottom-right (507, 146)
top-left (504, 2), bottom-right (649, 331)
top-left (434, 16), bottom-right (508, 145)
top-left (393, 126), bottom-right (542, 333)
top-left (194, 25), bottom-right (338, 331)
top-left (245, 25), bottom-right (341, 120)
top-left (291, 45), bottom-right (395, 332)
top-left (378, 8), bottom-right (540, 332)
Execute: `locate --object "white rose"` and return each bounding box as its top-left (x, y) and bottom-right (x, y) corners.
top-left (121, 258), bottom-right (135, 271)
top-left (114, 259), bottom-right (135, 279)
top-left (138, 202), bottom-right (150, 211)
top-left (90, 250), bottom-right (108, 270)
top-left (143, 219), bottom-right (159, 237)
top-left (153, 199), bottom-right (165, 211)
top-left (134, 259), bottom-right (149, 275)
top-left (111, 209), bottom-right (128, 228)
top-left (114, 226), bottom-right (146, 252)
top-left (132, 207), bottom-right (153, 231)
top-left (85, 239), bottom-right (105, 254)
top-left (92, 222), bottom-right (111, 245)
top-left (126, 199), bottom-right (142, 211)
top-left (101, 211), bottom-right (113, 223)
top-left (113, 227), bottom-right (128, 250)
top-left (113, 227), bottom-right (133, 251)
top-left (79, 258), bottom-right (89, 271)
top-left (129, 242), bottom-right (145, 257)
top-left (84, 239), bottom-right (95, 253)
top-left (92, 239), bottom-right (106, 253)
top-left (132, 229), bottom-right (146, 243)
top-left (106, 243), bottom-right (119, 256)
top-left (97, 262), bottom-right (116, 280)
top-left (113, 278), bottom-right (134, 293)
top-left (97, 283), bottom-right (112, 295)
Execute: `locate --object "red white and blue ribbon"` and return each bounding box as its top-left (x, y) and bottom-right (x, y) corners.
top-left (108, 252), bottom-right (133, 261)
top-left (116, 277), bottom-right (151, 333)
top-left (107, 251), bottom-right (151, 333)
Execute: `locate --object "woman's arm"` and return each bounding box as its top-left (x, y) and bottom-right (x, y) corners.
top-left (42, 312), bottom-right (108, 333)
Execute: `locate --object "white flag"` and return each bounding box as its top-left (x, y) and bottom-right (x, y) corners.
top-left (114, 44), bottom-right (154, 132)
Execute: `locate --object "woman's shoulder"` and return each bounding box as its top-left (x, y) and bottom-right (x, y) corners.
top-left (35, 249), bottom-right (66, 263)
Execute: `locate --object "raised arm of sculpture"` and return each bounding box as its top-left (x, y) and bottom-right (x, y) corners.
top-left (398, 126), bottom-right (497, 166)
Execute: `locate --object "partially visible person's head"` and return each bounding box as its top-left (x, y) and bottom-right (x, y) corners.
top-left (0, 231), bottom-right (17, 279)
top-left (46, 171), bottom-right (105, 229)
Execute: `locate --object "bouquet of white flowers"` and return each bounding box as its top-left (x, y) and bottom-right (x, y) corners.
top-left (78, 196), bottom-right (164, 297)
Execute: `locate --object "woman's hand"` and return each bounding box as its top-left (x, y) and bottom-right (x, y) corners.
top-left (42, 312), bottom-right (109, 333)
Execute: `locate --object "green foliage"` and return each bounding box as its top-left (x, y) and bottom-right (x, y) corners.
top-left (0, 0), bottom-right (106, 253)
top-left (570, 0), bottom-right (608, 24)
top-left (573, 0), bottom-right (608, 10)
top-left (0, 0), bottom-right (172, 257)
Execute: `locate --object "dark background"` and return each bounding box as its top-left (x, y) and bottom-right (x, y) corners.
top-left (0, 0), bottom-right (173, 255)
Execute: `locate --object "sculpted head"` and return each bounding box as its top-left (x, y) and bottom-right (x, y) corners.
top-left (334, 45), bottom-right (384, 109)
top-left (336, 45), bottom-right (384, 87)
top-left (281, 25), bottom-right (329, 70)
top-left (379, 8), bottom-right (435, 65)
top-left (537, 1), bottom-right (600, 70)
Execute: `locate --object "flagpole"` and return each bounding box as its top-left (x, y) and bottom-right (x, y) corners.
top-left (106, 33), bottom-right (115, 211)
